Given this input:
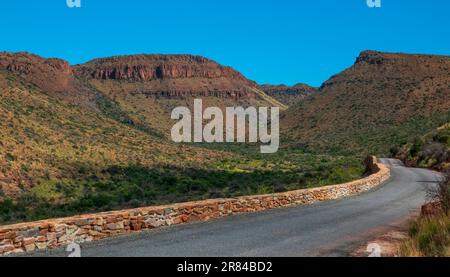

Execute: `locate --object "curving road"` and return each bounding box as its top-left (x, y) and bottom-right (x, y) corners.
top-left (26, 159), bottom-right (442, 257)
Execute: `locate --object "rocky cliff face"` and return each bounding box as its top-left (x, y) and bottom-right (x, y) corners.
top-left (74, 54), bottom-right (257, 99)
top-left (75, 54), bottom-right (253, 83)
top-left (259, 83), bottom-right (317, 105)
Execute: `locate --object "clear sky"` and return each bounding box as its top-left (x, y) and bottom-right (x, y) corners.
top-left (0, 0), bottom-right (449, 87)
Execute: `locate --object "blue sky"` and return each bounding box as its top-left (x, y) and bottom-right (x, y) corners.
top-left (0, 0), bottom-right (449, 86)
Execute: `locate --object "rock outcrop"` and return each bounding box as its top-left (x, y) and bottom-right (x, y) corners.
top-left (74, 54), bottom-right (258, 99)
top-left (75, 54), bottom-right (253, 83)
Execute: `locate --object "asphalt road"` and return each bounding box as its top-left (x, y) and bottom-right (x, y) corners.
top-left (26, 159), bottom-right (442, 257)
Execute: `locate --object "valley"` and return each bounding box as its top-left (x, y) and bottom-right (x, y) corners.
top-left (0, 52), bottom-right (363, 224)
top-left (0, 50), bottom-right (449, 225)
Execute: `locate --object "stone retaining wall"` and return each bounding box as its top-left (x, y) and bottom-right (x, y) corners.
top-left (0, 157), bottom-right (390, 255)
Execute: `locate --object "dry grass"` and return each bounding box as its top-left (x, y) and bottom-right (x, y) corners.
top-left (400, 213), bottom-right (450, 257)
top-left (400, 175), bottom-right (450, 257)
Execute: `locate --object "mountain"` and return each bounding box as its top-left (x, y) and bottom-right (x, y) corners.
top-left (259, 83), bottom-right (317, 106)
top-left (74, 54), bottom-right (286, 137)
top-left (0, 52), bottom-right (285, 139)
top-left (74, 54), bottom-right (258, 97)
top-left (282, 51), bottom-right (450, 155)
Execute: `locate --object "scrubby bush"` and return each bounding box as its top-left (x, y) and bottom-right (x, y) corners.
top-left (433, 133), bottom-right (450, 145)
top-left (402, 174), bottom-right (450, 257)
top-left (428, 173), bottom-right (450, 213)
top-left (410, 138), bottom-right (424, 157)
top-left (418, 142), bottom-right (449, 168)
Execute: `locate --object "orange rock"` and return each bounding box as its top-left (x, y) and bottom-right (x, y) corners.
top-left (22, 238), bottom-right (35, 246)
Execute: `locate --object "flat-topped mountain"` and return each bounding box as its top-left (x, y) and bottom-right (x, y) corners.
top-left (75, 54), bottom-right (253, 82)
top-left (72, 54), bottom-right (284, 136)
top-left (0, 52), bottom-right (265, 99)
top-left (74, 54), bottom-right (258, 99)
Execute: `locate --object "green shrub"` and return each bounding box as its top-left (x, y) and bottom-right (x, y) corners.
top-left (410, 138), bottom-right (424, 157)
top-left (5, 153), bottom-right (15, 162)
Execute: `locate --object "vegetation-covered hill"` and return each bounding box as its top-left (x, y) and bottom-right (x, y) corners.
top-left (282, 51), bottom-right (450, 156)
top-left (74, 54), bottom-right (287, 137)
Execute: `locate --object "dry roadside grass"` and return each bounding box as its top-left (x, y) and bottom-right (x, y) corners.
top-left (399, 212), bottom-right (450, 257)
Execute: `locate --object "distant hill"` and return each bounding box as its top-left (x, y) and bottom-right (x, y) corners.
top-left (259, 83), bottom-right (317, 106)
top-left (0, 52), bottom-right (285, 138)
top-left (282, 51), bottom-right (450, 155)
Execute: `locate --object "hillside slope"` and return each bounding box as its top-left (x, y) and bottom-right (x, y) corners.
top-left (282, 51), bottom-right (450, 155)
